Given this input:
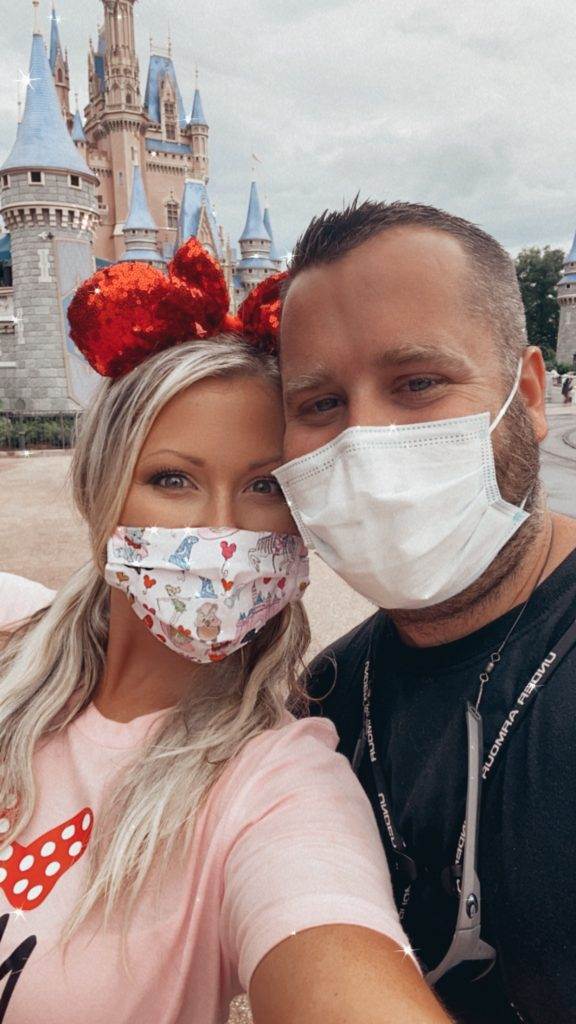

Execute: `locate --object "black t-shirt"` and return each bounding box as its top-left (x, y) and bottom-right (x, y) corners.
top-left (305, 549), bottom-right (576, 1024)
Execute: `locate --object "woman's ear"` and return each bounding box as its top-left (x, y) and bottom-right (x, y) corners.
top-left (519, 346), bottom-right (548, 443)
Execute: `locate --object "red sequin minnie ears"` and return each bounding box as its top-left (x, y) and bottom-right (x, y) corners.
top-left (67, 237), bottom-right (287, 378)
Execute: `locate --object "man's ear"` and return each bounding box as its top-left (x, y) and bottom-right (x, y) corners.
top-left (519, 346), bottom-right (548, 442)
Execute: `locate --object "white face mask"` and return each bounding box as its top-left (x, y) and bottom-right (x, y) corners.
top-left (274, 362), bottom-right (529, 610)
top-left (106, 526), bottom-right (309, 663)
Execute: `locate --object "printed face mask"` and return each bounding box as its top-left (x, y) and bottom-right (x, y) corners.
top-left (274, 362), bottom-right (529, 611)
top-left (105, 527), bottom-right (310, 663)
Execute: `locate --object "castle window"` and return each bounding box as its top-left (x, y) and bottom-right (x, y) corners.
top-left (1, 175), bottom-right (9, 188)
top-left (97, 194), bottom-right (105, 209)
top-left (164, 100), bottom-right (177, 141)
top-left (57, 69), bottom-right (63, 83)
top-left (69, 175), bottom-right (81, 189)
top-left (166, 200), bottom-right (179, 229)
top-left (29, 171), bottom-right (44, 185)
top-left (126, 92), bottom-right (133, 105)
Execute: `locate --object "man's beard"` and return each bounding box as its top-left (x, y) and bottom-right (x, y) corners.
top-left (389, 394), bottom-right (543, 629)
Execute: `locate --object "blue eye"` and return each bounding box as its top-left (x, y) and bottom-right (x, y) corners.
top-left (249, 477), bottom-right (282, 495)
top-left (406, 377), bottom-right (437, 392)
top-left (151, 471), bottom-right (190, 490)
top-left (298, 395), bottom-right (342, 418)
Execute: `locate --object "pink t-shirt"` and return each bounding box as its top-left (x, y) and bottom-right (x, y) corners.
top-left (0, 575), bottom-right (411, 1024)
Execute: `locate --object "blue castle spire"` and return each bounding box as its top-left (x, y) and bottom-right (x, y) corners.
top-left (49, 3), bottom-right (63, 72)
top-left (566, 230), bottom-right (576, 264)
top-left (2, 30), bottom-right (92, 177)
top-left (190, 88), bottom-right (207, 125)
top-left (124, 165), bottom-right (157, 231)
top-left (120, 165), bottom-right (165, 265)
top-left (178, 179), bottom-right (222, 258)
top-left (263, 206), bottom-right (283, 263)
top-left (239, 181), bottom-right (270, 242)
top-left (71, 106), bottom-right (86, 143)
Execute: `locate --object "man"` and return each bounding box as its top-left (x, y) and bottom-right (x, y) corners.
top-left (275, 201), bottom-right (576, 1024)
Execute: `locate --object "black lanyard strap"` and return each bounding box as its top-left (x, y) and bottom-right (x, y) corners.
top-left (357, 614), bottom-right (576, 924)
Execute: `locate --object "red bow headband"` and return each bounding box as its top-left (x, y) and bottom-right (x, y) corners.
top-left (67, 238), bottom-right (287, 378)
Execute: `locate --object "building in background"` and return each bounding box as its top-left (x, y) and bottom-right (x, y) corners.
top-left (556, 232), bottom-right (576, 367)
top-left (0, 0), bottom-right (284, 414)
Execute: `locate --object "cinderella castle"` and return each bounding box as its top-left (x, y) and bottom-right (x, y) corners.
top-left (0, 0), bottom-right (284, 413)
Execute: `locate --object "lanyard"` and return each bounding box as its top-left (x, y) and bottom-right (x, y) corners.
top-left (356, 615), bottom-right (576, 931)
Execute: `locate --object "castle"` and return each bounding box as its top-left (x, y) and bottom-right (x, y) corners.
top-left (555, 232), bottom-right (576, 367)
top-left (0, 0), bottom-right (283, 414)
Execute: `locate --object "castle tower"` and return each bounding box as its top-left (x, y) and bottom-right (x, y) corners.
top-left (120, 164), bottom-right (165, 269)
top-left (556, 230), bottom-right (576, 368)
top-left (102, 0), bottom-right (141, 111)
top-left (189, 75), bottom-right (209, 184)
top-left (101, 0), bottom-right (146, 259)
top-left (49, 1), bottom-right (72, 130)
top-left (263, 204), bottom-right (284, 270)
top-left (234, 181), bottom-right (275, 303)
top-left (0, 6), bottom-right (100, 414)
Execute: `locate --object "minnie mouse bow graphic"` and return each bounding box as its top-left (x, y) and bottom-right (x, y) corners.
top-left (67, 237), bottom-right (287, 378)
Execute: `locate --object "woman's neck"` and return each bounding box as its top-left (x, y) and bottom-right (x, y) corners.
top-left (93, 588), bottom-right (200, 723)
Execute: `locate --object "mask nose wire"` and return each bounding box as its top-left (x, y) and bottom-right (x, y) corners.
top-left (489, 358), bottom-right (523, 434)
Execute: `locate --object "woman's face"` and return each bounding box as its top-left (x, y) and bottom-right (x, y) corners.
top-left (120, 374), bottom-right (297, 534)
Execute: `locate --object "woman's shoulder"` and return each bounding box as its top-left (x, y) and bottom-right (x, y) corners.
top-left (236, 714), bottom-right (341, 771)
top-left (211, 714), bottom-right (353, 829)
top-left (0, 572), bottom-right (55, 631)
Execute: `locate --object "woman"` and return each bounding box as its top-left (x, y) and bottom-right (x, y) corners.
top-left (0, 242), bottom-right (449, 1024)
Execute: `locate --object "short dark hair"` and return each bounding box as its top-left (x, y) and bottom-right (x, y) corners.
top-left (288, 198), bottom-right (526, 377)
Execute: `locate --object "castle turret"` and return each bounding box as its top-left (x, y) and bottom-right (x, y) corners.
top-left (121, 164), bottom-right (165, 268)
top-left (235, 181), bottom-right (275, 302)
top-left (263, 205), bottom-right (284, 269)
top-left (49, 1), bottom-right (72, 130)
top-left (189, 74), bottom-right (209, 184)
top-left (556, 230), bottom-right (576, 367)
top-left (0, 5), bottom-right (99, 413)
top-left (71, 101), bottom-right (88, 154)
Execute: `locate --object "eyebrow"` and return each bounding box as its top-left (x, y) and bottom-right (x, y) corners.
top-left (283, 344), bottom-right (472, 401)
top-left (142, 449), bottom-right (283, 471)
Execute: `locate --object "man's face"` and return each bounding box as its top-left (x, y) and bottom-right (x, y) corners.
top-left (281, 227), bottom-right (546, 464)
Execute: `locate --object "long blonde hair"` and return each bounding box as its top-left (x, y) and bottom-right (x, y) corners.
top-left (0, 337), bottom-right (310, 938)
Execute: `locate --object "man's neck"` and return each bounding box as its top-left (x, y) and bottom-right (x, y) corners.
top-left (390, 511), bottom-right (576, 649)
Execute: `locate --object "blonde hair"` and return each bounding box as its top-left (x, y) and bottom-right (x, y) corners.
top-left (0, 338), bottom-right (310, 941)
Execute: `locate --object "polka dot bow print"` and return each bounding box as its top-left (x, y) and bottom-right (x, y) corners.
top-left (0, 808), bottom-right (94, 910)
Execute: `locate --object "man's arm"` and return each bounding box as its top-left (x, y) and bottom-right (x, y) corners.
top-left (250, 924), bottom-right (452, 1024)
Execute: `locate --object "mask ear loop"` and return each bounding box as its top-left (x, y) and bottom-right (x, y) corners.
top-left (489, 359), bottom-right (523, 435)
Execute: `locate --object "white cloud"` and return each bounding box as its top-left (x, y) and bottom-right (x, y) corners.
top-left (1, 0), bottom-right (575, 256)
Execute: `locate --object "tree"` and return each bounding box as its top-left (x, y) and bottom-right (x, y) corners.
top-left (515, 246), bottom-right (565, 357)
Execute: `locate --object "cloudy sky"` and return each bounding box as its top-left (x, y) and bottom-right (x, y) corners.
top-left (1, 0), bottom-right (576, 258)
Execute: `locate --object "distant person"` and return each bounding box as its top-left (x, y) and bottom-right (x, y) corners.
top-left (562, 374), bottom-right (573, 403)
top-left (274, 200), bottom-right (576, 1024)
top-left (0, 242), bottom-right (450, 1024)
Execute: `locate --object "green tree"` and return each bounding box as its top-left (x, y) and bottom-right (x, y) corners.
top-left (515, 246), bottom-right (565, 357)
